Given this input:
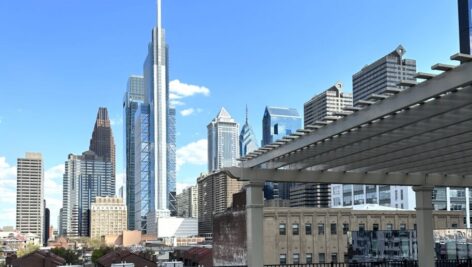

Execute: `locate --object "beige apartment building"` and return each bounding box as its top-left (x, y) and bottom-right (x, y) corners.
top-left (16, 152), bottom-right (44, 245)
top-left (197, 171), bottom-right (244, 236)
top-left (213, 205), bottom-right (464, 266)
top-left (90, 197), bottom-right (127, 239)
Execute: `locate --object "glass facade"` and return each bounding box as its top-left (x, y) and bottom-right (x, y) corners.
top-left (62, 151), bottom-right (113, 237)
top-left (262, 106), bottom-right (301, 200)
top-left (432, 187), bottom-right (472, 226)
top-left (123, 75), bottom-right (145, 230)
top-left (167, 107), bottom-right (176, 215)
top-left (134, 105), bottom-right (151, 232)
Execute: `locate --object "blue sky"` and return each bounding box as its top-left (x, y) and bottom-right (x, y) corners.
top-left (0, 0), bottom-right (459, 227)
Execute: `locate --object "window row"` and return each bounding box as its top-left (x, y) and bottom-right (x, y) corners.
top-left (279, 223), bottom-right (349, 235)
top-left (279, 222), bottom-right (421, 235)
top-left (279, 253), bottom-right (338, 264)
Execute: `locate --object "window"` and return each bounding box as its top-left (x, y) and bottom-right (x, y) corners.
top-left (293, 253), bottom-right (300, 264)
top-left (343, 223), bottom-right (349, 234)
top-left (452, 223), bottom-right (458, 228)
top-left (331, 253), bottom-right (338, 263)
top-left (318, 223), bottom-right (325, 235)
top-left (373, 223), bottom-right (379, 232)
top-left (387, 223), bottom-right (393, 231)
top-left (279, 223), bottom-right (286, 235)
top-left (305, 223), bottom-right (312, 235)
top-left (279, 254), bottom-right (286, 264)
top-left (400, 224), bottom-right (406, 231)
top-left (414, 224), bottom-right (417, 230)
top-left (319, 253), bottom-right (325, 263)
top-left (306, 253), bottom-right (313, 264)
top-left (292, 223), bottom-right (299, 235)
top-left (331, 223), bottom-right (337, 235)
top-left (359, 223), bottom-right (365, 232)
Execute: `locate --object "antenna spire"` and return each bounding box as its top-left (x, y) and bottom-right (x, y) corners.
top-left (245, 104), bottom-right (248, 124)
top-left (157, 0), bottom-right (162, 29)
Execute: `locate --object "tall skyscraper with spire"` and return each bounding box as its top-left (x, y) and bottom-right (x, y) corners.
top-left (239, 106), bottom-right (258, 156)
top-left (89, 107), bottom-right (116, 196)
top-left (141, 0), bottom-right (171, 235)
top-left (123, 0), bottom-right (175, 234)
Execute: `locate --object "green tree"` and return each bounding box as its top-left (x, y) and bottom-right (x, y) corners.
top-left (50, 247), bottom-right (81, 264)
top-left (91, 246), bottom-right (112, 263)
top-left (16, 243), bottom-right (39, 257)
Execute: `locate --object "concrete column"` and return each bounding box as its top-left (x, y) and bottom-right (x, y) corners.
top-left (466, 188), bottom-right (470, 228)
top-left (413, 186), bottom-right (435, 267)
top-left (246, 182), bottom-right (264, 267)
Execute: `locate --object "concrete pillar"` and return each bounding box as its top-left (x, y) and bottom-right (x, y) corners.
top-left (246, 182), bottom-right (264, 267)
top-left (413, 186), bottom-right (435, 267)
top-left (466, 188), bottom-right (470, 228)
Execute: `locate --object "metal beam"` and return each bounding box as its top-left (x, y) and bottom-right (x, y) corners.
top-left (265, 90), bottom-right (472, 169)
top-left (242, 62), bottom-right (472, 168)
top-left (223, 167), bottom-right (472, 187)
top-left (298, 115), bottom-right (472, 171)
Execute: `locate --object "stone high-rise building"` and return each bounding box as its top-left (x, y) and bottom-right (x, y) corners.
top-left (16, 152), bottom-right (44, 244)
top-left (89, 107), bottom-right (116, 196)
top-left (90, 196), bottom-right (127, 238)
top-left (302, 83), bottom-right (353, 207)
top-left (176, 185), bottom-right (198, 218)
top-left (352, 45), bottom-right (416, 104)
top-left (197, 171), bottom-right (244, 236)
top-left (303, 82), bottom-right (352, 126)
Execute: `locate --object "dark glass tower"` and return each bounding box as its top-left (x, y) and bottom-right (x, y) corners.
top-left (89, 107), bottom-right (116, 196)
top-left (459, 0), bottom-right (472, 54)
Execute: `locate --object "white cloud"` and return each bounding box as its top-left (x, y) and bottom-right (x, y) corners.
top-left (180, 108), bottom-right (195, 116)
top-left (169, 80), bottom-right (210, 106)
top-left (176, 139), bottom-right (207, 172)
top-left (0, 157), bottom-right (16, 226)
top-left (170, 100), bottom-right (185, 106)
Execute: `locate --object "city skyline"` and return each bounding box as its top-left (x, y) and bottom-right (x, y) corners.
top-left (0, 0), bottom-right (460, 227)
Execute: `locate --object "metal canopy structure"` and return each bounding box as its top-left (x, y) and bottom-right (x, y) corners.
top-left (226, 57), bottom-right (472, 187)
top-left (224, 55), bottom-right (472, 267)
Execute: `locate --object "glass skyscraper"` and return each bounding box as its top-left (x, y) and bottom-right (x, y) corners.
top-left (134, 104), bottom-right (151, 232)
top-left (123, 0), bottom-right (174, 235)
top-left (123, 75), bottom-right (145, 230)
top-left (167, 106), bottom-right (177, 215)
top-left (61, 151), bottom-right (113, 237)
top-left (239, 106), bottom-right (258, 156)
top-left (459, 0), bottom-right (472, 54)
top-left (207, 107), bottom-right (240, 172)
top-left (262, 106), bottom-right (302, 200)
top-left (262, 106), bottom-right (302, 146)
